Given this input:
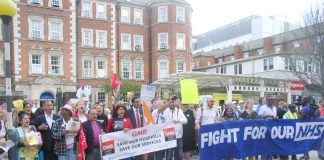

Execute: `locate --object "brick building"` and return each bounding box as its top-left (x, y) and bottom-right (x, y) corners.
top-left (0, 0), bottom-right (192, 106)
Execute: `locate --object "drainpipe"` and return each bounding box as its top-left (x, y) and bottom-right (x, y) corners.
top-left (116, 3), bottom-right (120, 76)
top-left (148, 4), bottom-right (152, 83)
top-left (76, 0), bottom-right (80, 88)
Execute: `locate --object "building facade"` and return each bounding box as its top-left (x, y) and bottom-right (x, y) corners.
top-left (0, 0), bottom-right (192, 106)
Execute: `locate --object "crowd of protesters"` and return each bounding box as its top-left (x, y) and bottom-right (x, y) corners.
top-left (0, 94), bottom-right (322, 160)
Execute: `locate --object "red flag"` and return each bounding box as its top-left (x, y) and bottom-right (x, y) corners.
top-left (78, 123), bottom-right (87, 160)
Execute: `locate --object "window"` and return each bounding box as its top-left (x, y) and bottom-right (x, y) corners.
top-left (177, 62), bottom-right (184, 73)
top-left (31, 55), bottom-right (42, 74)
top-left (230, 56), bottom-right (234, 61)
top-left (134, 63), bottom-right (143, 80)
top-left (304, 59), bottom-right (312, 73)
top-left (234, 64), bottom-right (242, 75)
top-left (31, 20), bottom-right (42, 38)
top-left (122, 63), bottom-right (130, 79)
top-left (30, 0), bottom-right (41, 5)
top-left (158, 59), bottom-right (169, 79)
top-left (97, 61), bottom-right (106, 78)
top-left (176, 33), bottom-right (185, 50)
top-left (49, 19), bottom-right (63, 41)
top-left (218, 58), bottom-right (223, 63)
top-left (285, 57), bottom-right (295, 71)
top-left (121, 34), bottom-right (131, 50)
top-left (134, 35), bottom-right (143, 51)
top-left (258, 49), bottom-right (263, 55)
top-left (82, 2), bottom-right (91, 17)
top-left (274, 46), bottom-right (280, 54)
top-left (220, 66), bottom-right (226, 74)
top-left (96, 30), bottom-right (107, 48)
top-left (83, 60), bottom-right (92, 77)
top-left (82, 29), bottom-right (93, 47)
top-left (158, 6), bottom-right (168, 22)
top-left (97, 92), bottom-right (106, 102)
top-left (0, 51), bottom-right (3, 75)
top-left (176, 6), bottom-right (185, 23)
top-left (264, 58), bottom-right (273, 71)
top-left (294, 41), bottom-right (300, 48)
top-left (52, 0), bottom-right (60, 7)
top-left (50, 56), bottom-right (60, 74)
top-left (96, 4), bottom-right (106, 19)
top-left (0, 20), bottom-right (2, 41)
top-left (134, 9), bottom-right (143, 25)
top-left (158, 33), bottom-right (168, 49)
top-left (243, 52), bottom-right (249, 58)
top-left (121, 7), bottom-right (130, 23)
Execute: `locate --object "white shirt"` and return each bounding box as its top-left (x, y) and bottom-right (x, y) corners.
top-left (152, 109), bottom-right (165, 124)
top-left (195, 106), bottom-right (222, 125)
top-left (162, 107), bottom-right (187, 138)
top-left (63, 119), bottom-right (76, 149)
top-left (258, 105), bottom-right (277, 117)
top-left (45, 113), bottom-right (53, 129)
top-left (0, 121), bottom-right (5, 138)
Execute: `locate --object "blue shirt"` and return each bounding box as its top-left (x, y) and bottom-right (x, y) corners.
top-left (301, 104), bottom-right (310, 119)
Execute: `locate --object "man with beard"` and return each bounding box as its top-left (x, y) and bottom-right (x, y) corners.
top-left (35, 100), bottom-right (61, 160)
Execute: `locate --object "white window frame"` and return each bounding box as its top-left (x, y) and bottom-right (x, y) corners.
top-left (83, 58), bottom-right (94, 78)
top-left (48, 54), bottom-right (63, 75)
top-left (134, 62), bottom-right (144, 80)
top-left (28, 15), bottom-right (44, 39)
top-left (48, 0), bottom-right (62, 8)
top-left (96, 58), bottom-right (107, 78)
top-left (220, 66), bottom-right (226, 74)
top-left (274, 46), bottom-right (280, 54)
top-left (234, 64), bottom-right (242, 75)
top-left (97, 92), bottom-right (106, 102)
top-left (243, 52), bottom-right (249, 58)
top-left (134, 35), bottom-right (143, 52)
top-left (158, 33), bottom-right (168, 50)
top-left (96, 3), bottom-right (106, 20)
top-left (264, 58), bottom-right (274, 71)
top-left (30, 54), bottom-right (43, 74)
top-left (230, 56), bottom-right (234, 61)
top-left (0, 51), bottom-right (3, 76)
top-left (121, 33), bottom-right (131, 50)
top-left (29, 0), bottom-right (43, 6)
top-left (158, 58), bottom-right (169, 79)
top-left (48, 18), bottom-right (63, 41)
top-left (82, 2), bottom-right (92, 18)
top-left (96, 30), bottom-right (107, 48)
top-left (134, 9), bottom-right (143, 25)
top-left (176, 61), bottom-right (185, 73)
top-left (258, 49), bottom-right (263, 55)
top-left (82, 28), bottom-right (93, 47)
top-left (121, 59), bottom-right (132, 79)
top-left (176, 33), bottom-right (185, 50)
top-left (121, 7), bottom-right (131, 23)
top-left (176, 6), bottom-right (185, 23)
top-left (294, 41), bottom-right (300, 48)
top-left (158, 6), bottom-right (168, 22)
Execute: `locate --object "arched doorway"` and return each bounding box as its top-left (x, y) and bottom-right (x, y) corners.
top-left (39, 92), bottom-right (54, 107)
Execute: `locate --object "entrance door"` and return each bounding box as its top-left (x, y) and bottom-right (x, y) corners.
top-left (39, 92), bottom-right (54, 106)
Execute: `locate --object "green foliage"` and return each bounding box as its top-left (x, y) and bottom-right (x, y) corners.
top-left (104, 79), bottom-right (111, 95)
top-left (120, 79), bottom-right (141, 94)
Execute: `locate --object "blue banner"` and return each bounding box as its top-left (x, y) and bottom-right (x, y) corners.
top-left (199, 119), bottom-right (324, 160)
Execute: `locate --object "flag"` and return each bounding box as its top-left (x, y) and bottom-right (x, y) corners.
top-left (143, 101), bottom-right (155, 126)
top-left (78, 123), bottom-right (87, 160)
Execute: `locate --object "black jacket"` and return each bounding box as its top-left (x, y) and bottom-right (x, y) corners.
top-left (35, 113), bottom-right (61, 152)
top-left (127, 106), bottom-right (144, 128)
top-left (82, 120), bottom-right (103, 153)
top-left (97, 114), bottom-right (108, 131)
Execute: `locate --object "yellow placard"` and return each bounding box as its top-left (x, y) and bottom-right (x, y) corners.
top-left (13, 99), bottom-right (24, 112)
top-left (212, 93), bottom-right (243, 106)
top-left (180, 79), bottom-right (199, 104)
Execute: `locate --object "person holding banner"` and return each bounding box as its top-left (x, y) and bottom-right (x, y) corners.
top-left (283, 104), bottom-right (298, 160)
top-left (299, 96), bottom-right (311, 160)
top-left (195, 97), bottom-right (222, 129)
top-left (157, 95), bottom-right (187, 160)
top-left (106, 103), bottom-right (133, 133)
top-left (52, 104), bottom-right (80, 160)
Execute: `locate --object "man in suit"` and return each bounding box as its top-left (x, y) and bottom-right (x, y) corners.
top-left (127, 96), bottom-right (144, 160)
top-left (35, 100), bottom-right (61, 160)
top-left (83, 109), bottom-right (103, 160)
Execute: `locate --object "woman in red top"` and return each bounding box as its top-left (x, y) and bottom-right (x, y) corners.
top-left (106, 103), bottom-right (133, 132)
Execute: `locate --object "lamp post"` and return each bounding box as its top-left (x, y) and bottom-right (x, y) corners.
top-left (0, 0), bottom-right (17, 159)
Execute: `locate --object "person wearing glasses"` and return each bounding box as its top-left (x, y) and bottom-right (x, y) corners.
top-left (195, 97), bottom-right (222, 129)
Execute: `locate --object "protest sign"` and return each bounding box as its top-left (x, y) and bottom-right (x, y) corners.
top-left (199, 119), bottom-right (324, 159)
top-left (180, 79), bottom-right (199, 104)
top-left (100, 123), bottom-right (176, 160)
top-left (140, 85), bottom-right (156, 106)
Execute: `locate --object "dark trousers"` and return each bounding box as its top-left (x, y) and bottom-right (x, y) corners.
top-left (85, 147), bottom-right (100, 160)
top-left (44, 150), bottom-right (58, 160)
top-left (166, 138), bottom-right (183, 160)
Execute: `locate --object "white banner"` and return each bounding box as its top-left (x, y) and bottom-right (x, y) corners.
top-left (140, 85), bottom-right (156, 106)
top-left (100, 123), bottom-right (177, 160)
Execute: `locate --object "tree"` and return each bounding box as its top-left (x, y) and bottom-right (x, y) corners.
top-left (283, 1), bottom-right (324, 97)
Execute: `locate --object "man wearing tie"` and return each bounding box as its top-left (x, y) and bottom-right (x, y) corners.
top-left (127, 96), bottom-right (144, 160)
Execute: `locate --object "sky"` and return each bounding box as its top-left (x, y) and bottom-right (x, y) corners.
top-left (186, 0), bottom-right (317, 35)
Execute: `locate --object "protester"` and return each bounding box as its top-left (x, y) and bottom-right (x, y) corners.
top-left (152, 100), bottom-right (167, 160)
top-left (16, 113), bottom-right (40, 160)
top-left (94, 102), bottom-right (108, 131)
top-left (182, 104), bottom-right (196, 160)
top-left (299, 96), bottom-right (311, 160)
top-left (226, 101), bottom-right (240, 120)
top-left (0, 107), bottom-right (8, 159)
top-left (73, 99), bottom-right (88, 123)
top-left (157, 95), bottom-right (187, 160)
top-left (317, 99), bottom-right (324, 160)
top-left (221, 107), bottom-right (236, 121)
top-left (151, 98), bottom-right (160, 111)
top-left (106, 103), bottom-right (133, 133)
top-left (67, 98), bottom-right (79, 114)
top-left (83, 109), bottom-right (103, 160)
top-left (239, 101), bottom-right (257, 120)
top-left (82, 97), bottom-right (90, 114)
top-left (255, 97), bottom-right (266, 114)
top-left (34, 100), bottom-right (60, 160)
top-left (18, 101), bottom-right (36, 126)
top-left (283, 104), bottom-right (298, 160)
top-left (34, 101), bottom-right (48, 118)
top-left (277, 101), bottom-right (287, 119)
top-left (52, 104), bottom-right (80, 160)
top-left (195, 97), bottom-right (222, 129)
top-left (238, 100), bottom-right (245, 112)
top-left (27, 98), bottom-right (37, 113)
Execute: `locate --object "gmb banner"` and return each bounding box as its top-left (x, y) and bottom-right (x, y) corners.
top-left (100, 123), bottom-right (177, 160)
top-left (200, 119), bottom-right (324, 160)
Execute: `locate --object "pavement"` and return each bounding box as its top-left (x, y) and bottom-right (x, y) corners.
top-left (191, 150), bottom-right (321, 160)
